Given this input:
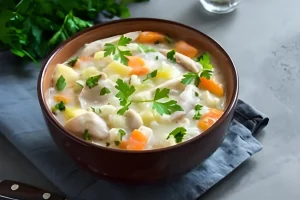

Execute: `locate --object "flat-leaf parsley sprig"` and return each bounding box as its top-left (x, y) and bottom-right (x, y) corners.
top-left (114, 79), bottom-right (183, 115)
top-left (104, 35), bottom-right (132, 65)
top-left (181, 52), bottom-right (213, 86)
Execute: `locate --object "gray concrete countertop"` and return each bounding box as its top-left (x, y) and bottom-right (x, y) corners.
top-left (1, 0), bottom-right (300, 199)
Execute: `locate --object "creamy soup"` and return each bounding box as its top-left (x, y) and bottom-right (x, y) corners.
top-left (47, 31), bottom-right (225, 150)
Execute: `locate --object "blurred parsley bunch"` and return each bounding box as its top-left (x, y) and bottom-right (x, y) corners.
top-left (0, 0), bottom-right (148, 62)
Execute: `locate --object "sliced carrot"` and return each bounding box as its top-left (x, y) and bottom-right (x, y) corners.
top-left (199, 77), bottom-right (224, 97)
top-left (174, 41), bottom-right (198, 58)
top-left (127, 56), bottom-right (145, 68)
top-left (129, 66), bottom-right (149, 76)
top-left (126, 129), bottom-right (148, 150)
top-left (53, 94), bottom-right (70, 104)
top-left (119, 141), bottom-right (128, 149)
top-left (126, 56), bottom-right (149, 76)
top-left (198, 109), bottom-right (224, 131)
top-left (136, 31), bottom-right (165, 44)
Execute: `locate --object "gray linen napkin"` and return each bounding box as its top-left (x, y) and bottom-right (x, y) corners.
top-left (0, 50), bottom-right (268, 200)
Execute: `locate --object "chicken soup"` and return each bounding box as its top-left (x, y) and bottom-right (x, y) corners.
top-left (46, 31), bottom-right (225, 150)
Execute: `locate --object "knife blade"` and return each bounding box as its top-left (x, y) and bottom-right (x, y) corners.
top-left (0, 180), bottom-right (67, 200)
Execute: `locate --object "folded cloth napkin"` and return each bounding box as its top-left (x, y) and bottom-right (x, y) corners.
top-left (0, 52), bottom-right (269, 200)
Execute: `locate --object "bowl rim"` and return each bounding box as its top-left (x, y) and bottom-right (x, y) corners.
top-left (37, 17), bottom-right (239, 154)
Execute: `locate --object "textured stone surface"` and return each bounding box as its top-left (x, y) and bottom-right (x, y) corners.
top-left (0, 0), bottom-right (299, 199)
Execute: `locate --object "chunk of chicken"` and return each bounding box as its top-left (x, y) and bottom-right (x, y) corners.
top-left (79, 76), bottom-right (116, 109)
top-left (147, 76), bottom-right (185, 94)
top-left (65, 112), bottom-right (109, 139)
top-left (81, 31), bottom-right (141, 56)
top-left (159, 49), bottom-right (199, 72)
top-left (171, 85), bottom-right (199, 121)
top-left (124, 109), bottom-right (144, 131)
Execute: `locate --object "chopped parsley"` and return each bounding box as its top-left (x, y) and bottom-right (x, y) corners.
top-left (154, 40), bottom-right (160, 44)
top-left (143, 70), bottom-right (158, 82)
top-left (195, 92), bottom-right (199, 97)
top-left (100, 87), bottom-right (111, 96)
top-left (104, 35), bottom-right (132, 65)
top-left (52, 101), bottom-right (66, 113)
top-left (155, 55), bottom-right (158, 60)
top-left (193, 104), bottom-right (203, 120)
top-left (106, 142), bottom-right (110, 147)
top-left (166, 127), bottom-right (186, 143)
top-left (166, 49), bottom-right (176, 62)
top-left (83, 129), bottom-right (91, 141)
top-left (56, 75), bottom-right (66, 91)
top-left (118, 129), bottom-right (126, 141)
top-left (181, 72), bottom-right (200, 87)
top-left (114, 141), bottom-right (120, 146)
top-left (86, 74), bottom-right (101, 89)
top-left (66, 56), bottom-right (78, 67)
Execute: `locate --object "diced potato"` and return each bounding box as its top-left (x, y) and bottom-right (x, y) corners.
top-left (140, 111), bottom-right (155, 126)
top-left (63, 107), bottom-right (86, 121)
top-left (156, 65), bottom-right (174, 80)
top-left (53, 64), bottom-right (79, 87)
top-left (103, 61), bottom-right (132, 77)
top-left (94, 51), bottom-right (105, 60)
top-left (108, 114), bottom-right (126, 128)
top-left (81, 67), bottom-right (101, 80)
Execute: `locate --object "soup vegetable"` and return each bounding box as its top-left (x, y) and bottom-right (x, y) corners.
top-left (46, 31), bottom-right (225, 150)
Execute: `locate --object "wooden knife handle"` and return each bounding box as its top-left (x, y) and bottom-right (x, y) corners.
top-left (0, 180), bottom-right (65, 200)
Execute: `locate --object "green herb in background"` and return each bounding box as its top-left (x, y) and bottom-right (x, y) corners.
top-left (0, 0), bottom-right (149, 63)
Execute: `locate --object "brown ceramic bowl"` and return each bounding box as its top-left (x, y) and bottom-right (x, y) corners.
top-left (37, 18), bottom-right (238, 183)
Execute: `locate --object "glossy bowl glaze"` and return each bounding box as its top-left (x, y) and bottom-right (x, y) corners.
top-left (37, 18), bottom-right (238, 183)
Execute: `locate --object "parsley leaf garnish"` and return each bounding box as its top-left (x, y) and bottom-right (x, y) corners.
top-left (106, 142), bottom-right (110, 147)
top-left (181, 52), bottom-right (213, 86)
top-left (118, 129), bottom-right (126, 140)
top-left (52, 101), bottom-right (66, 113)
top-left (138, 44), bottom-right (157, 53)
top-left (193, 104), bottom-right (203, 120)
top-left (115, 79), bottom-right (136, 114)
top-left (86, 74), bottom-right (101, 89)
top-left (195, 92), bottom-right (199, 97)
top-left (100, 87), bottom-right (111, 96)
top-left (166, 127), bottom-right (186, 143)
top-left (166, 49), bottom-right (176, 62)
top-left (115, 80), bottom-right (182, 116)
top-left (66, 56), bottom-right (78, 67)
top-left (104, 35), bottom-right (132, 65)
top-left (154, 40), bottom-right (160, 44)
top-left (83, 129), bottom-right (91, 141)
top-left (143, 70), bottom-right (158, 82)
top-left (152, 88), bottom-right (183, 116)
top-left (181, 72), bottom-right (200, 87)
top-left (115, 79), bottom-right (136, 106)
top-left (155, 56), bottom-right (158, 60)
top-left (56, 75), bottom-right (66, 91)
top-left (114, 141), bottom-right (120, 146)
